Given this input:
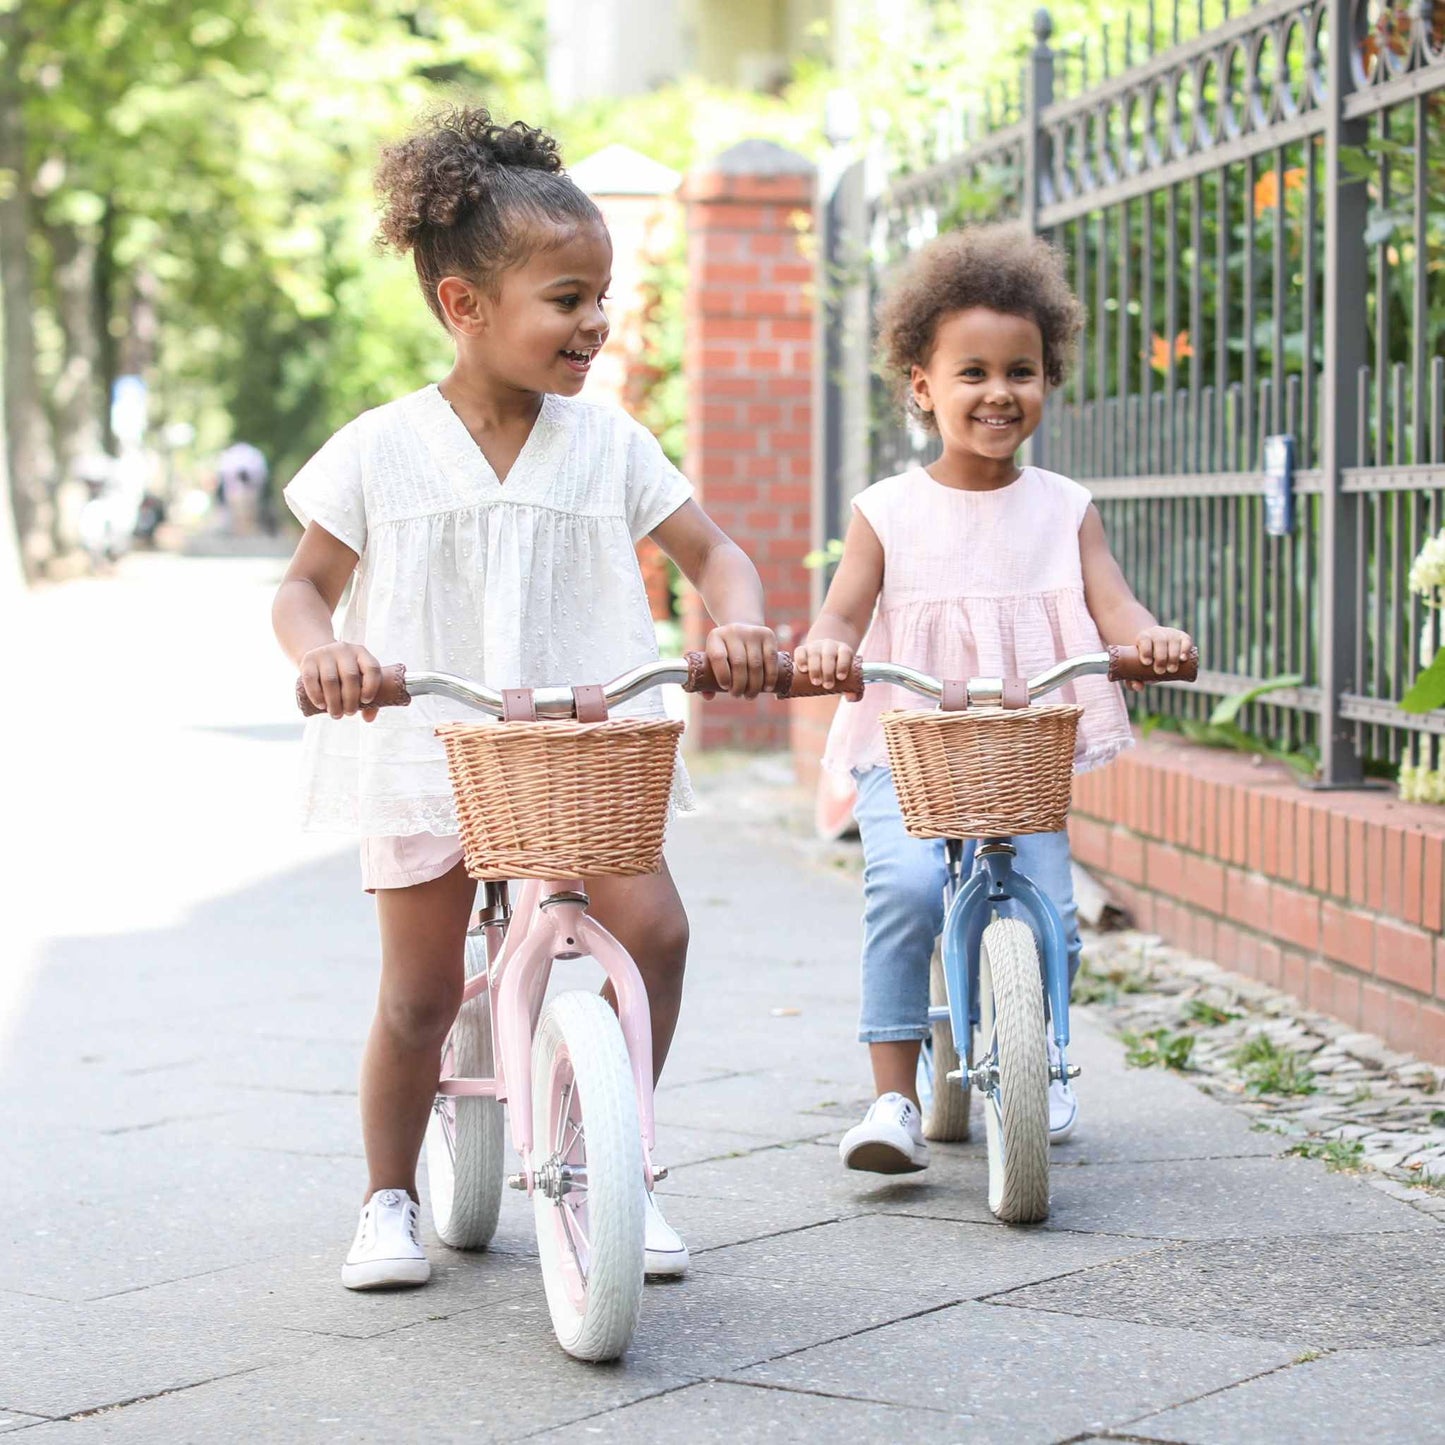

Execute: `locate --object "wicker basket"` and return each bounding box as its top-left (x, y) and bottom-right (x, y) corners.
top-left (881, 705), bottom-right (1083, 840)
top-left (436, 718), bottom-right (683, 880)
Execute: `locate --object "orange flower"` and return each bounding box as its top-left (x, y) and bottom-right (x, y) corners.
top-left (1253, 166), bottom-right (1306, 216)
top-left (1149, 330), bottom-right (1194, 373)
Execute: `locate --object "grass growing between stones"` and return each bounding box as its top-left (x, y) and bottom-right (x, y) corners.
top-left (1183, 998), bottom-right (1241, 1027)
top-left (1231, 1032), bottom-right (1318, 1096)
top-left (1123, 1027), bottom-right (1196, 1071)
top-left (1073, 955), bottom-right (1152, 1006)
top-left (1285, 1137), bottom-right (1366, 1172)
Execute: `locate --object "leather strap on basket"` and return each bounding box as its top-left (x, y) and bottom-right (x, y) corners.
top-left (1001, 678), bottom-right (1030, 710)
top-left (571, 684), bottom-right (608, 722)
top-left (501, 688), bottom-right (537, 723)
top-left (940, 679), bottom-right (969, 712)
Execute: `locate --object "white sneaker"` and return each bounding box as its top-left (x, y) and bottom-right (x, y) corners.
top-left (643, 1191), bottom-right (688, 1277)
top-left (341, 1188), bottom-right (430, 1290)
top-left (839, 1093), bottom-right (930, 1174)
top-left (1047, 1034), bottom-right (1079, 1144)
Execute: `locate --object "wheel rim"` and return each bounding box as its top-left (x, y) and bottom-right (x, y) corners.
top-left (917, 1038), bottom-right (936, 1114)
top-left (541, 1044), bottom-right (590, 1314)
top-left (978, 957), bottom-right (1007, 1174)
top-left (428, 1036), bottom-right (458, 1224)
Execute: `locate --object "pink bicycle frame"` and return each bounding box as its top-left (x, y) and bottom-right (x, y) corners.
top-left (435, 877), bottom-right (659, 1192)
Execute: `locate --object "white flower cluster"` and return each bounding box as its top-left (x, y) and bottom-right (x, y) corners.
top-left (1399, 762), bottom-right (1445, 805)
top-left (1409, 528), bottom-right (1445, 601)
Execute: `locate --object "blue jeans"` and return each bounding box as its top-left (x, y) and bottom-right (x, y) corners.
top-left (853, 767), bottom-right (1083, 1044)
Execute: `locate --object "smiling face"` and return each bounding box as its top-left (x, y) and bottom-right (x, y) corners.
top-left (910, 307), bottom-right (1047, 467)
top-left (443, 219), bottom-right (613, 396)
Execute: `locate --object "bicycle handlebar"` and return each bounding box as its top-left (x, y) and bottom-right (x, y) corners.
top-left (295, 644), bottom-right (1197, 719)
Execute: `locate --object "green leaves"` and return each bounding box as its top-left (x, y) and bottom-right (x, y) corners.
top-left (20, 0), bottom-right (545, 478)
top-left (803, 537), bottom-right (845, 570)
top-left (1402, 645), bottom-right (1445, 715)
top-left (1208, 673), bottom-right (1303, 728)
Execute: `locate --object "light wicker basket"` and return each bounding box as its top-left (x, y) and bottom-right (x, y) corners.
top-left (436, 718), bottom-right (683, 880)
top-left (881, 705), bottom-right (1083, 840)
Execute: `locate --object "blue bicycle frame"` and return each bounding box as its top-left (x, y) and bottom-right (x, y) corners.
top-left (934, 837), bottom-right (1072, 1084)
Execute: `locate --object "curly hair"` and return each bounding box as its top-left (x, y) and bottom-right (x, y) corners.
top-left (375, 106), bottom-right (603, 322)
top-left (876, 224), bottom-right (1085, 430)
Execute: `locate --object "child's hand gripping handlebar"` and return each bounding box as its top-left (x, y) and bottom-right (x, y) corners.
top-left (296, 644), bottom-right (1198, 718)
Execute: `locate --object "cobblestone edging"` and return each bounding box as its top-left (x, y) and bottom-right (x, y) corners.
top-left (1078, 927), bottom-right (1445, 1222)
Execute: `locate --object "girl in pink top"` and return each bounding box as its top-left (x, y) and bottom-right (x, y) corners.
top-left (795, 225), bottom-right (1192, 1172)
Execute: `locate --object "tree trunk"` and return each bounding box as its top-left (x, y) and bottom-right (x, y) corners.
top-left (0, 11), bottom-right (55, 576)
top-left (0, 265), bottom-right (22, 600)
top-left (45, 216), bottom-right (106, 550)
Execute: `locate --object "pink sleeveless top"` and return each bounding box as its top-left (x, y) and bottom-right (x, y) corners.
top-left (821, 465), bottom-right (1134, 778)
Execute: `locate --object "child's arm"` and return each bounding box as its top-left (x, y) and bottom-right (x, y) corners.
top-left (793, 512), bottom-right (885, 690)
top-left (1080, 504), bottom-right (1193, 681)
top-left (650, 501), bottom-right (779, 697)
top-left (273, 523), bottom-right (384, 720)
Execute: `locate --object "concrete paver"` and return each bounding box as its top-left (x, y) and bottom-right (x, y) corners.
top-left (995, 1230), bottom-right (1445, 1348)
top-left (1124, 1343), bottom-right (1445, 1444)
top-left (5, 553), bottom-right (1443, 1442)
top-left (731, 1303), bottom-right (1300, 1441)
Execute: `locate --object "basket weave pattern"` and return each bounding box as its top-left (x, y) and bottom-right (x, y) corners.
top-left (882, 705), bottom-right (1083, 840)
top-left (436, 718), bottom-right (683, 880)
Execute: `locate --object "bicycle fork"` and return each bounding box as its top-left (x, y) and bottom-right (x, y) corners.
top-left (935, 841), bottom-right (1079, 1089)
top-left (490, 879), bottom-right (663, 1198)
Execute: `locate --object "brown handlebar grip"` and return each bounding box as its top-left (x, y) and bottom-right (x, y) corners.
top-left (681, 649), bottom-right (803, 697)
top-left (779, 656), bottom-right (865, 701)
top-left (1107, 644), bottom-right (1200, 685)
top-left (295, 662), bottom-right (410, 717)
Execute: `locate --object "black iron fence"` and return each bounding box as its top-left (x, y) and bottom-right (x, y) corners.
top-left (814, 0), bottom-right (1445, 785)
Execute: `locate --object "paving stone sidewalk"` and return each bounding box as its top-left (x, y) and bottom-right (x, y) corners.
top-left (4, 553), bottom-right (1443, 1443)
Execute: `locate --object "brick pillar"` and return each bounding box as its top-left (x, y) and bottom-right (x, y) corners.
top-left (681, 139), bottom-right (815, 750)
top-left (572, 144), bottom-right (682, 624)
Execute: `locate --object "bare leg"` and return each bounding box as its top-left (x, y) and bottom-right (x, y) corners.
top-left (870, 1040), bottom-right (922, 1108)
top-left (361, 861), bottom-right (476, 1201)
top-left (587, 861), bottom-right (688, 1083)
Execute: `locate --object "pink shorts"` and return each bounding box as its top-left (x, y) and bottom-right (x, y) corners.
top-left (360, 832), bottom-right (465, 892)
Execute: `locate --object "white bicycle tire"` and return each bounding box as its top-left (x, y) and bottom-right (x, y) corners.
top-left (977, 917), bottom-right (1050, 1223)
top-left (424, 931), bottom-right (505, 1249)
top-left (918, 943), bottom-right (971, 1142)
top-left (531, 991), bottom-right (645, 1361)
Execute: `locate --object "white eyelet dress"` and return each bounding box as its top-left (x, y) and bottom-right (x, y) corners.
top-left (283, 385), bottom-right (696, 876)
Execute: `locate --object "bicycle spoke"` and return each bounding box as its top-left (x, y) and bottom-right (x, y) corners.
top-left (553, 1074), bottom-right (574, 1157)
top-left (560, 1197), bottom-right (591, 1277)
top-left (561, 1113), bottom-right (585, 1163)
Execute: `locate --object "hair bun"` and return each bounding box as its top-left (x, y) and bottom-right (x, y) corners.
top-left (376, 106), bottom-right (566, 253)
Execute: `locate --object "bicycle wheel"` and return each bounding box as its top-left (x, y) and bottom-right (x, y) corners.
top-left (918, 944), bottom-right (971, 1141)
top-left (531, 990), bottom-right (645, 1361)
top-left (425, 931), bottom-right (505, 1250)
top-left (975, 917), bottom-right (1049, 1223)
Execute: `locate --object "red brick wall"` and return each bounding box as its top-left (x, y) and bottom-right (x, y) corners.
top-left (680, 143), bottom-right (815, 749)
top-left (637, 538), bottom-right (673, 622)
top-left (1071, 735), bottom-right (1445, 1064)
top-left (791, 693), bottom-right (840, 791)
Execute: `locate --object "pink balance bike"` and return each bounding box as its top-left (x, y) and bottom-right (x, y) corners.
top-left (298, 653), bottom-right (822, 1360)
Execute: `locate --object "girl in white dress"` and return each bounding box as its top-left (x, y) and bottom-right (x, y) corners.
top-left (272, 108), bottom-right (779, 1289)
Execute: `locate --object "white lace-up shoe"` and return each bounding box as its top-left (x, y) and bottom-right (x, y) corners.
top-left (341, 1188), bottom-right (430, 1290)
top-left (839, 1092), bottom-right (930, 1174)
top-left (643, 1191), bottom-right (689, 1277)
top-left (1047, 1034), bottom-right (1079, 1144)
